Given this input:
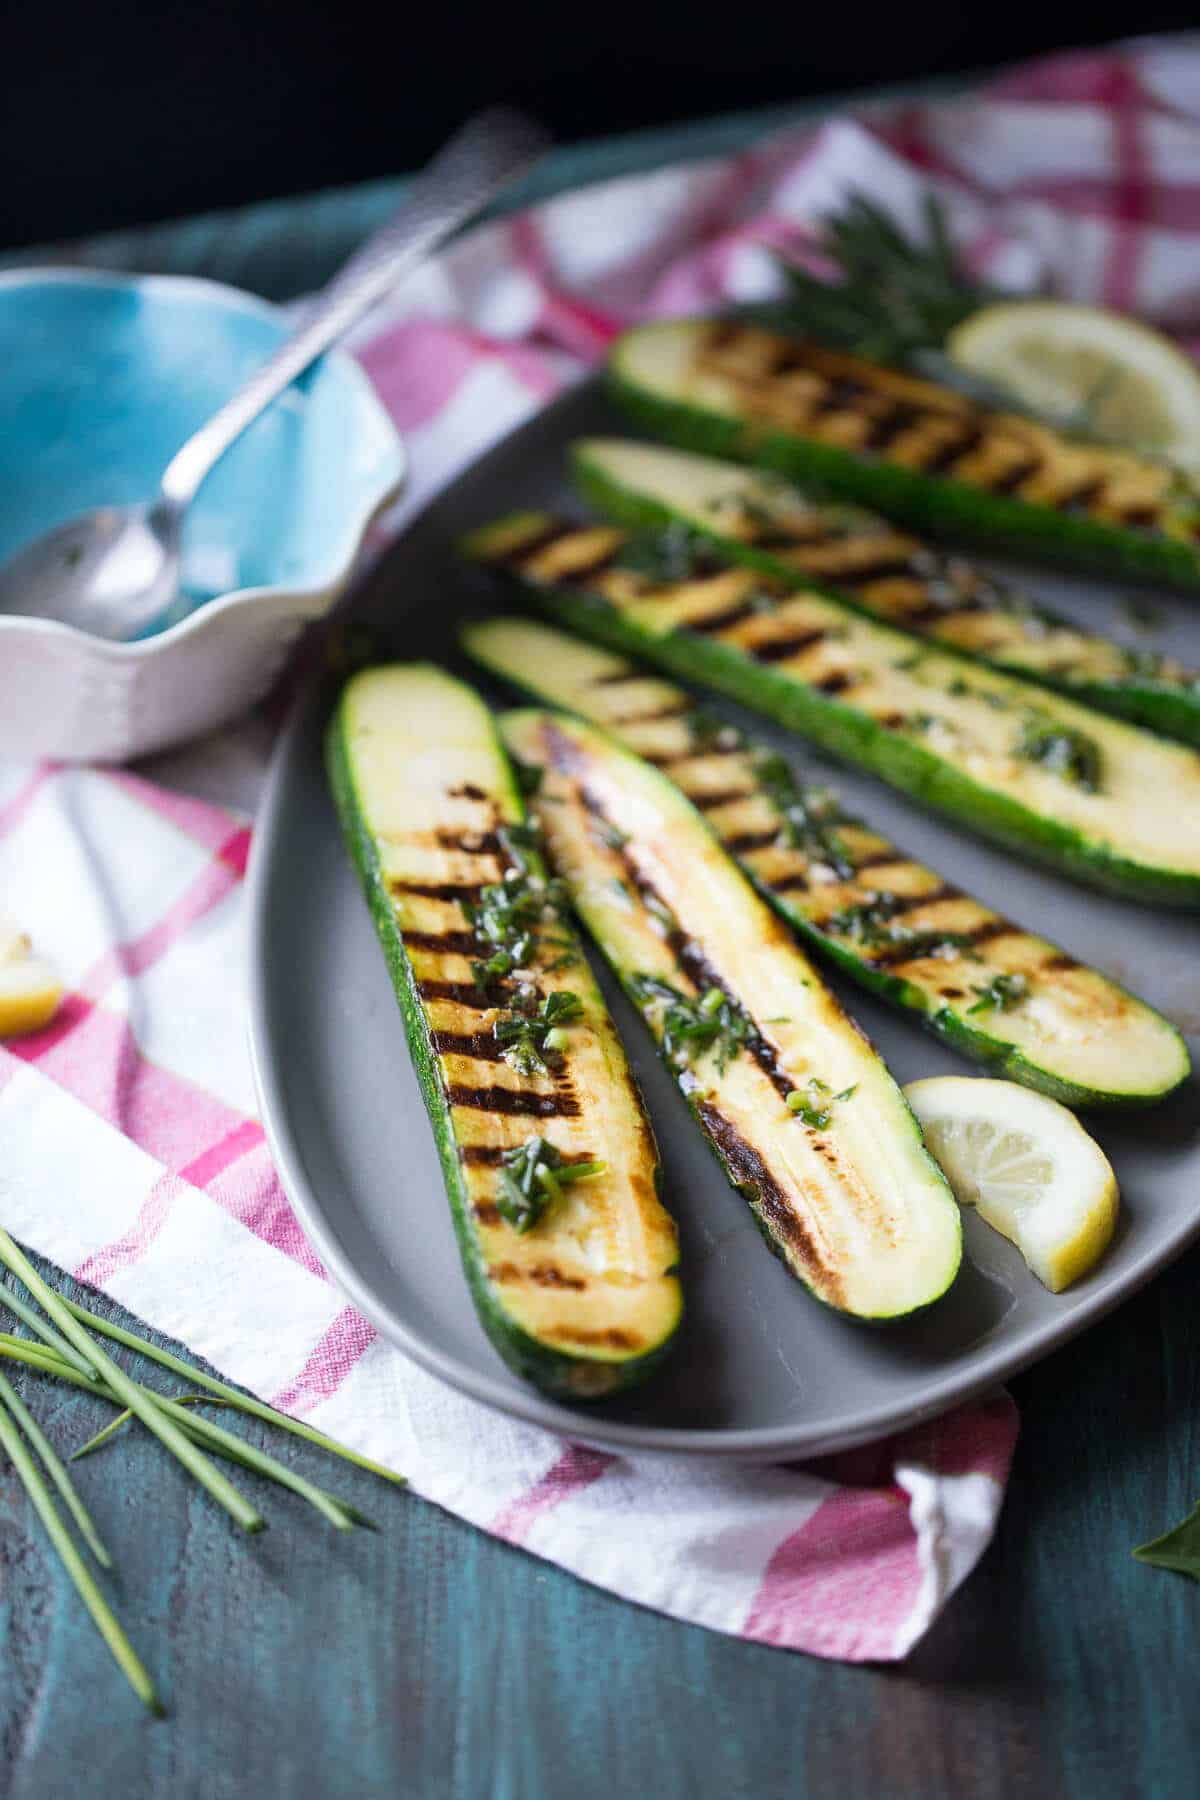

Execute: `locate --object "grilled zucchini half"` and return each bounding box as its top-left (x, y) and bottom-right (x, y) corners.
top-left (464, 618), bottom-right (1189, 1108)
top-left (327, 664), bottom-right (681, 1397)
top-left (499, 707), bottom-right (961, 1322)
top-left (608, 320), bottom-right (1200, 588)
top-left (462, 513), bottom-right (1200, 906)
top-left (573, 437), bottom-right (1200, 748)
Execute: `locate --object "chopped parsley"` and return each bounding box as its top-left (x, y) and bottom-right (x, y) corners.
top-left (466, 823), bottom-right (574, 990)
top-left (786, 1077), bottom-right (856, 1128)
top-left (753, 752), bottom-right (853, 877)
top-left (826, 892), bottom-right (982, 962)
top-left (615, 522), bottom-right (711, 584)
top-left (628, 974), bottom-right (753, 1075)
top-left (493, 989), bottom-right (584, 1075)
top-left (967, 972), bottom-right (1029, 1016)
top-left (496, 1136), bottom-right (606, 1234)
top-left (1014, 717), bottom-right (1103, 791)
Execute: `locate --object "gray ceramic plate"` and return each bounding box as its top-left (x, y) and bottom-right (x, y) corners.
top-left (247, 375), bottom-right (1200, 1460)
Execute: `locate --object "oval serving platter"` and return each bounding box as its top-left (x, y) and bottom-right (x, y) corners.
top-left (248, 373), bottom-right (1200, 1460)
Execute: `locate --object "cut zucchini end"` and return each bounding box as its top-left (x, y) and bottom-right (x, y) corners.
top-left (328, 663), bottom-right (683, 1398)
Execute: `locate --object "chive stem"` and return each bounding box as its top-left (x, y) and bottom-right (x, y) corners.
top-left (0, 1369), bottom-right (112, 1567)
top-left (0, 1393), bottom-right (161, 1714)
top-left (0, 1231), bottom-right (264, 1534)
top-left (61, 1297), bottom-right (404, 1485)
top-left (0, 1281), bottom-right (98, 1380)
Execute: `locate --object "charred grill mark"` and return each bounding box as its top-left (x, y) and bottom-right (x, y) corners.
top-left (472, 1201), bottom-right (503, 1226)
top-left (435, 828), bottom-right (502, 855)
top-left (963, 919), bottom-right (1018, 949)
top-left (448, 1085), bottom-right (581, 1118)
top-left (495, 522), bottom-right (574, 565)
top-left (882, 884), bottom-right (961, 915)
top-left (815, 671), bottom-right (855, 695)
top-left (487, 1261), bottom-right (587, 1290)
top-left (861, 403), bottom-right (922, 451)
top-left (461, 1145), bottom-right (506, 1166)
top-left (866, 915), bottom-right (1017, 969)
top-left (1040, 952), bottom-right (1080, 972)
top-left (430, 1030), bottom-right (505, 1060)
top-left (391, 879), bottom-right (487, 903)
top-left (605, 703), bottom-right (693, 726)
top-left (588, 669), bottom-right (642, 687)
top-left (723, 828), bottom-right (785, 854)
top-left (695, 1100), bottom-right (838, 1299)
top-left (807, 376), bottom-right (868, 414)
top-left (1119, 504), bottom-right (1162, 530)
top-left (902, 595), bottom-right (987, 628)
top-left (417, 980), bottom-right (495, 1006)
top-left (988, 457), bottom-right (1043, 496)
top-left (404, 929), bottom-right (481, 955)
top-left (640, 741), bottom-right (743, 769)
top-left (546, 1326), bottom-right (639, 1349)
top-left (850, 848), bottom-right (905, 871)
top-left (921, 424), bottom-right (985, 475)
top-left (828, 557), bottom-right (922, 587)
top-left (447, 783), bottom-right (488, 801)
top-left (876, 710), bottom-right (909, 730)
top-left (687, 601), bottom-right (758, 635)
top-left (691, 787), bottom-right (759, 812)
top-left (1054, 476), bottom-right (1108, 512)
top-left (751, 629), bottom-right (831, 664)
top-left (769, 872), bottom-right (812, 895)
top-left (560, 548), bottom-right (625, 583)
top-left (706, 319), bottom-right (742, 352)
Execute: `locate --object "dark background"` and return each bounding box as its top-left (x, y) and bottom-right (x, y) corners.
top-left (0, 5), bottom-right (1194, 250)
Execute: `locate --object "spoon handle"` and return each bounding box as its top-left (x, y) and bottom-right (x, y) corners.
top-left (158, 107), bottom-right (549, 511)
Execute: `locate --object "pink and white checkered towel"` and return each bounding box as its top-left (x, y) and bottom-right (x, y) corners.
top-left (10, 33), bottom-right (1198, 1661)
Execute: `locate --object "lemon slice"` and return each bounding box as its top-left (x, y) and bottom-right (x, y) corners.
top-left (947, 301), bottom-right (1200, 469)
top-left (0, 912), bottom-right (62, 1038)
top-left (903, 1076), bottom-right (1118, 1292)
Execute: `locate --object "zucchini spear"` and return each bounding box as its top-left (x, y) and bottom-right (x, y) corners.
top-left (328, 664), bottom-right (681, 1397)
top-left (573, 437), bottom-right (1200, 748)
top-left (464, 617), bottom-right (1189, 1109)
top-left (607, 320), bottom-right (1200, 589)
top-left (462, 513), bottom-right (1200, 907)
top-left (499, 707), bottom-right (961, 1322)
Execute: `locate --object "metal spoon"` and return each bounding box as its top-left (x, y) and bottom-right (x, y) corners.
top-left (0, 108), bottom-right (548, 641)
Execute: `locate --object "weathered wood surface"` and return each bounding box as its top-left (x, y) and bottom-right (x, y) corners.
top-left (1, 1245), bottom-right (1198, 1799)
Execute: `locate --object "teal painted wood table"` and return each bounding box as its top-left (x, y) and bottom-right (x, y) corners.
top-left (4, 92), bottom-right (1200, 1800)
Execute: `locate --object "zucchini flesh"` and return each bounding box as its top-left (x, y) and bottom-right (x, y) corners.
top-left (573, 436), bottom-right (1200, 748)
top-left (328, 663), bottom-right (681, 1397)
top-left (464, 617), bottom-right (1189, 1108)
top-left (608, 320), bottom-right (1200, 588)
top-left (500, 707), bottom-right (961, 1321)
top-left (463, 512), bottom-right (1200, 907)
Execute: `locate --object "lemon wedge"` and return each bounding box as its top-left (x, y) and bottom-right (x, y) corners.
top-left (904, 1076), bottom-right (1118, 1293)
top-left (947, 301), bottom-right (1200, 470)
top-left (0, 912), bottom-right (62, 1038)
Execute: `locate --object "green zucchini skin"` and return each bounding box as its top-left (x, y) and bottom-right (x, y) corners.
top-left (327, 664), bottom-right (681, 1399)
top-left (463, 517), bottom-right (1200, 908)
top-left (607, 322), bottom-right (1200, 590)
top-left (500, 707), bottom-right (962, 1323)
top-left (462, 617), bottom-right (1190, 1109)
top-left (571, 438), bottom-right (1200, 749)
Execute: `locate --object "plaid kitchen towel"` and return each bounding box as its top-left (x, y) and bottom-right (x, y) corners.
top-left (12, 29), bottom-right (1197, 1661)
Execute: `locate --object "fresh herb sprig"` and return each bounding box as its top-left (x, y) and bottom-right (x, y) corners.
top-left (770, 191), bottom-right (1003, 369)
top-left (494, 988), bottom-right (584, 1074)
top-left (615, 521), bottom-right (712, 584)
top-left (968, 972), bottom-right (1029, 1016)
top-left (467, 821), bottom-right (574, 989)
top-left (496, 1137), bottom-right (606, 1234)
top-left (629, 974), bottom-right (753, 1075)
top-left (1015, 717), bottom-right (1103, 791)
top-left (0, 1233), bottom-right (405, 1714)
top-left (826, 893), bottom-right (982, 962)
top-left (753, 751), bottom-right (854, 877)
top-left (786, 1077), bottom-right (857, 1129)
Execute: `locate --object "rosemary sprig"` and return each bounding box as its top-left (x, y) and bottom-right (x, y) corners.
top-left (0, 1391), bottom-right (161, 1714)
top-left (772, 191), bottom-right (1002, 368)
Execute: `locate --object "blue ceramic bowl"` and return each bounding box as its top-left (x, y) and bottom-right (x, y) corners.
top-left (0, 269), bottom-right (405, 761)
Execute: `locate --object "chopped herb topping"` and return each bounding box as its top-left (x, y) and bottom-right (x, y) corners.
top-left (628, 973), bottom-right (753, 1074)
top-left (514, 759), bottom-right (543, 797)
top-left (826, 893), bottom-right (982, 961)
top-left (686, 708), bottom-right (744, 752)
top-left (786, 1077), bottom-right (857, 1128)
top-left (1014, 717), bottom-right (1103, 791)
top-left (496, 1136), bottom-right (606, 1234)
top-left (466, 823), bottom-right (575, 991)
top-left (753, 751), bottom-right (854, 877)
top-left (615, 522), bottom-right (711, 584)
top-left (493, 989), bottom-right (585, 1075)
top-left (967, 972), bottom-right (1029, 1015)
